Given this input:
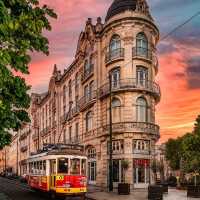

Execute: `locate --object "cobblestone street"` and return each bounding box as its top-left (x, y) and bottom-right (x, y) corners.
top-left (0, 177), bottom-right (86, 200)
top-left (1, 177), bottom-right (199, 200)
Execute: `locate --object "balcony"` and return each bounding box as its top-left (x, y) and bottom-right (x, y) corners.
top-left (81, 64), bottom-right (94, 83)
top-left (132, 47), bottom-right (158, 71)
top-left (20, 145), bottom-right (28, 152)
top-left (98, 78), bottom-right (161, 102)
top-left (19, 129), bottom-right (31, 141)
top-left (65, 135), bottom-right (83, 145)
top-left (102, 122), bottom-right (160, 137)
top-left (78, 91), bottom-right (97, 111)
top-left (105, 48), bottom-right (125, 65)
top-left (133, 149), bottom-right (150, 155)
top-left (41, 126), bottom-right (51, 137)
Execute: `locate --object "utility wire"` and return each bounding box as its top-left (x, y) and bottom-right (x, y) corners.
top-left (161, 10), bottom-right (200, 41)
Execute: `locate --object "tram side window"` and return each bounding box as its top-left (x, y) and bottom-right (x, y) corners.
top-left (43, 161), bottom-right (46, 174)
top-left (34, 162), bottom-right (37, 174)
top-left (58, 158), bottom-right (68, 174)
top-left (81, 159), bottom-right (86, 176)
top-left (70, 158), bottom-right (80, 175)
top-left (39, 161), bottom-right (43, 174)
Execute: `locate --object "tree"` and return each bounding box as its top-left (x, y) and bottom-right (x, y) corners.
top-left (165, 138), bottom-right (182, 171)
top-left (0, 0), bottom-right (57, 148)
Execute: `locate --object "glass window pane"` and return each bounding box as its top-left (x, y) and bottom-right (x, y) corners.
top-left (58, 158), bottom-right (68, 174)
top-left (70, 158), bottom-right (80, 175)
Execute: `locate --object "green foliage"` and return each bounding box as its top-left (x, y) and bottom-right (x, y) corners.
top-left (165, 138), bottom-right (182, 170)
top-left (165, 116), bottom-right (200, 174)
top-left (0, 0), bottom-right (57, 148)
top-left (121, 160), bottom-right (129, 171)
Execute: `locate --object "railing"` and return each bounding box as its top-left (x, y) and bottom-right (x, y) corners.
top-left (40, 126), bottom-right (51, 137)
top-left (132, 47), bottom-right (159, 69)
top-left (65, 135), bottom-right (83, 145)
top-left (81, 64), bottom-right (94, 82)
top-left (132, 47), bottom-right (153, 60)
top-left (98, 78), bottom-right (161, 101)
top-left (133, 149), bottom-right (150, 155)
top-left (78, 90), bottom-right (97, 111)
top-left (105, 48), bottom-right (125, 64)
top-left (102, 122), bottom-right (160, 136)
top-left (71, 105), bottom-right (80, 117)
top-left (20, 145), bottom-right (28, 152)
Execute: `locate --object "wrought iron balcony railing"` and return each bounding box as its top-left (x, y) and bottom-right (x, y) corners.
top-left (64, 135), bottom-right (83, 145)
top-left (40, 126), bottom-right (51, 137)
top-left (78, 90), bottom-right (97, 111)
top-left (132, 47), bottom-right (158, 70)
top-left (133, 149), bottom-right (151, 155)
top-left (105, 48), bottom-right (125, 64)
top-left (81, 64), bottom-right (94, 82)
top-left (98, 78), bottom-right (161, 101)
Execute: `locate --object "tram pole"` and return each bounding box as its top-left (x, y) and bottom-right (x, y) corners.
top-left (108, 74), bottom-right (113, 192)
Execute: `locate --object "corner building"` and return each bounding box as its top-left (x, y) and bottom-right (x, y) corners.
top-left (3, 0), bottom-right (161, 189)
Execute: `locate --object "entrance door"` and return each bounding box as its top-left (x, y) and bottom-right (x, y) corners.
top-left (107, 160), bottom-right (122, 188)
top-left (88, 161), bottom-right (96, 185)
top-left (134, 159), bottom-right (150, 188)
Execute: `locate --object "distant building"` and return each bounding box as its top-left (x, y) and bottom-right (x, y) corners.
top-left (155, 144), bottom-right (172, 180)
top-left (0, 0), bottom-right (161, 188)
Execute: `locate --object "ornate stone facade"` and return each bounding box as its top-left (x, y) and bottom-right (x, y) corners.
top-left (0, 0), bottom-right (160, 188)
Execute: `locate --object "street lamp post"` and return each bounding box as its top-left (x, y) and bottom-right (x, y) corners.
top-left (108, 74), bottom-right (113, 192)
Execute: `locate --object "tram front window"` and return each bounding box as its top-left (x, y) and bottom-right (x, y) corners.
top-left (70, 158), bottom-right (80, 175)
top-left (58, 158), bottom-right (69, 174)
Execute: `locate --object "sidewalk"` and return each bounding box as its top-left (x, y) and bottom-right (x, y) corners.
top-left (87, 188), bottom-right (198, 200)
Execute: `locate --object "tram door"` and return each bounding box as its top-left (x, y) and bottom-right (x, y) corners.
top-left (50, 159), bottom-right (56, 188)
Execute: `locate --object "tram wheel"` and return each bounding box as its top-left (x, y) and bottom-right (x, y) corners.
top-left (80, 194), bottom-right (86, 200)
top-left (50, 191), bottom-right (56, 200)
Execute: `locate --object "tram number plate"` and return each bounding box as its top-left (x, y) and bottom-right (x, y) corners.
top-left (57, 176), bottom-right (64, 180)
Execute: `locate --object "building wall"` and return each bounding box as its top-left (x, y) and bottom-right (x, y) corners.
top-left (2, 0), bottom-right (160, 188)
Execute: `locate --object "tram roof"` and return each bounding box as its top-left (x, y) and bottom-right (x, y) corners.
top-left (28, 143), bottom-right (86, 159)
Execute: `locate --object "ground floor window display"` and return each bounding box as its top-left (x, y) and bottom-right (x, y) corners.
top-left (133, 159), bottom-right (150, 188)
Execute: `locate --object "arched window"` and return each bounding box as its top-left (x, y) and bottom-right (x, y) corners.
top-left (68, 80), bottom-right (72, 100)
top-left (87, 147), bottom-right (96, 159)
top-left (136, 66), bottom-right (148, 87)
top-left (112, 97), bottom-right (121, 123)
top-left (86, 111), bottom-right (93, 132)
top-left (110, 68), bottom-right (120, 88)
top-left (112, 98), bottom-right (121, 108)
top-left (136, 33), bottom-right (148, 57)
top-left (75, 73), bottom-right (79, 89)
top-left (136, 97), bottom-right (148, 122)
top-left (63, 85), bottom-right (66, 102)
top-left (109, 34), bottom-right (121, 52)
top-left (84, 60), bottom-right (90, 74)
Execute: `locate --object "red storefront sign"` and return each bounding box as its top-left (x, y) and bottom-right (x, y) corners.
top-left (134, 159), bottom-right (150, 167)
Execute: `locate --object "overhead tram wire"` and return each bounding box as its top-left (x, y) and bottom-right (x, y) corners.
top-left (160, 10), bottom-right (200, 41)
top-left (119, 10), bottom-right (200, 69)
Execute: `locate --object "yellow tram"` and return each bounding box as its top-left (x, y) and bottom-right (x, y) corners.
top-left (27, 144), bottom-right (87, 199)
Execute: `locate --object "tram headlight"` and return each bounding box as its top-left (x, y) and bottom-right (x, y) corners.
top-left (63, 183), bottom-right (71, 188)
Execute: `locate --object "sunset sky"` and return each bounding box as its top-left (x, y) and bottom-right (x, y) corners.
top-left (26, 0), bottom-right (200, 143)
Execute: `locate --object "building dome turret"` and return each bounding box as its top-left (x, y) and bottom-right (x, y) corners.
top-left (105, 0), bottom-right (152, 22)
